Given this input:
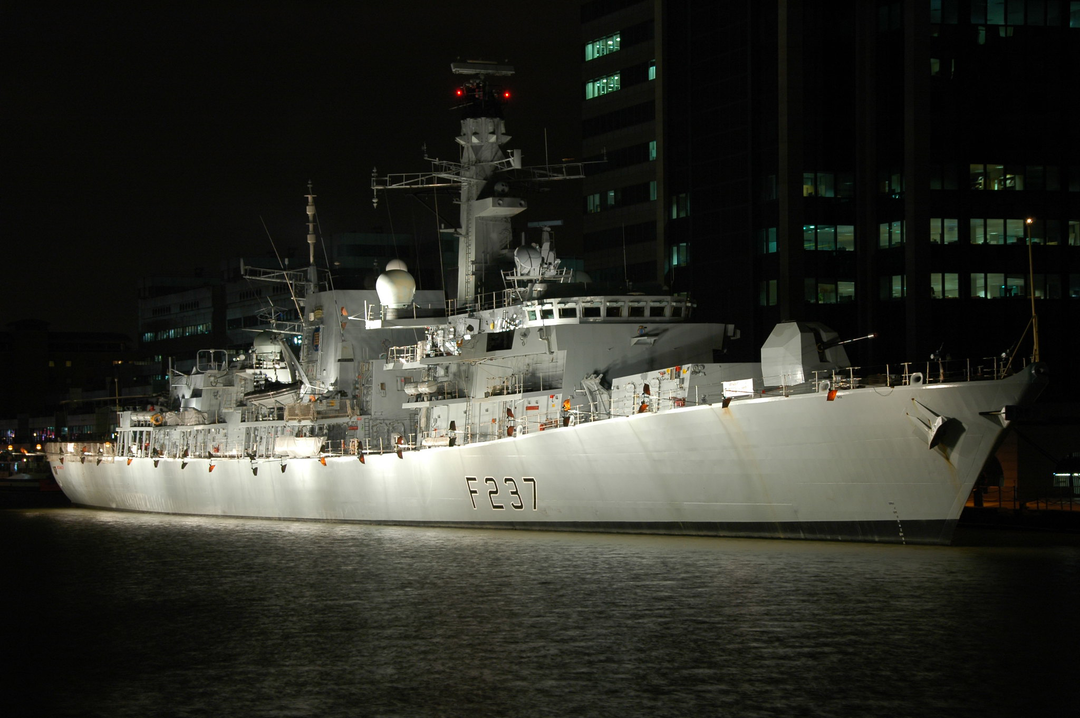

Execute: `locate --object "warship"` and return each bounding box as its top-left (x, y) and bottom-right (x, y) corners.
top-left (46, 62), bottom-right (1046, 544)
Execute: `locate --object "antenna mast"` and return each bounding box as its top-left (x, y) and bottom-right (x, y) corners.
top-left (305, 181), bottom-right (317, 268)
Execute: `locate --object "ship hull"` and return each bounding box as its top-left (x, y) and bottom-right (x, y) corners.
top-left (48, 366), bottom-right (1045, 545)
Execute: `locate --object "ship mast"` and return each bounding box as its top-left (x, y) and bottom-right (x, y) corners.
top-left (370, 61), bottom-right (585, 310)
top-left (299, 182), bottom-right (322, 391)
top-left (305, 180), bottom-right (318, 287)
top-left (450, 62), bottom-right (525, 304)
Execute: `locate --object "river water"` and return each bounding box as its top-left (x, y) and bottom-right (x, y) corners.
top-left (3, 508), bottom-right (1077, 717)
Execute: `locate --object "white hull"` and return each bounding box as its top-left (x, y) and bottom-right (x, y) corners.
top-left (48, 366), bottom-right (1044, 544)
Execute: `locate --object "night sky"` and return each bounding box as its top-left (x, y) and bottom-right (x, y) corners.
top-left (3, 2), bottom-right (582, 335)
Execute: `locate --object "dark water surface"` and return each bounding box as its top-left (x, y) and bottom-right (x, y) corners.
top-left (3, 508), bottom-right (1077, 717)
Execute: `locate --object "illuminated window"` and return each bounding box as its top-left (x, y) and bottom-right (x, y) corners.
top-left (970, 163), bottom-right (986, 190)
top-left (879, 170), bottom-right (903, 194)
top-left (971, 218), bottom-right (986, 244)
top-left (648, 60), bottom-right (656, 80)
top-left (649, 140), bottom-right (656, 161)
top-left (758, 227), bottom-right (777, 254)
top-left (930, 273), bottom-right (960, 298)
top-left (586, 193), bottom-right (601, 213)
top-left (585, 72), bottom-right (621, 99)
top-left (585, 32), bottom-right (620, 61)
top-left (759, 279), bottom-right (778, 306)
top-left (649, 181), bottom-right (657, 201)
top-left (881, 275), bottom-right (906, 300)
top-left (929, 218), bottom-right (959, 244)
top-left (837, 225), bottom-right (855, 251)
top-left (671, 193), bottom-right (690, 219)
top-left (1005, 219), bottom-right (1026, 244)
top-left (818, 226), bottom-right (836, 250)
top-left (671, 243), bottom-right (689, 268)
top-left (838, 281), bottom-right (855, 302)
top-left (804, 225), bottom-right (838, 251)
top-left (1070, 220), bottom-right (1080, 246)
top-left (879, 221), bottom-right (905, 248)
top-left (971, 272), bottom-right (1008, 298)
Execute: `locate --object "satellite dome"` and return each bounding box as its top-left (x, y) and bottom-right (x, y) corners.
top-left (376, 267), bottom-right (416, 307)
top-left (385, 259), bottom-right (408, 272)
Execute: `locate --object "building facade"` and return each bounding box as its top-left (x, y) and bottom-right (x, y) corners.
top-left (580, 0), bottom-right (1080, 386)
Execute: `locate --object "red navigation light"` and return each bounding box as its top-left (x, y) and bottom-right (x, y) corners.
top-left (456, 88), bottom-right (464, 97)
top-left (503, 91), bottom-right (511, 99)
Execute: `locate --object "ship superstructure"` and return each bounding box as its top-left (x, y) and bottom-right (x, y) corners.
top-left (46, 62), bottom-right (1047, 544)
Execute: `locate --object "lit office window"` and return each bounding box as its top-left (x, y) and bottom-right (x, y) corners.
top-left (881, 275), bottom-right (906, 300)
top-left (759, 279), bottom-right (778, 306)
top-left (930, 273), bottom-right (960, 298)
top-left (805, 279), bottom-right (841, 304)
top-left (804, 225), bottom-right (839, 251)
top-left (585, 33), bottom-right (621, 61)
top-left (671, 193), bottom-right (690, 219)
top-left (971, 272), bottom-right (1010, 298)
top-left (970, 218), bottom-right (1030, 245)
top-left (930, 218), bottom-right (959, 244)
top-left (970, 163), bottom-right (1024, 189)
top-left (671, 243), bottom-right (689, 268)
top-left (879, 221), bottom-right (904, 248)
top-left (758, 228), bottom-right (777, 254)
top-left (1005, 219), bottom-right (1026, 244)
top-left (818, 226), bottom-right (836, 250)
top-left (837, 225), bottom-right (855, 251)
top-left (585, 72), bottom-right (621, 99)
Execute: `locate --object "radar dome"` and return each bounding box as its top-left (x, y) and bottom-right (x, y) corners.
top-left (376, 264), bottom-right (416, 307)
top-left (513, 245), bottom-right (542, 276)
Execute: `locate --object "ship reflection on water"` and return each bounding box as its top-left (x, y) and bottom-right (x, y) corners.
top-left (5, 509), bottom-right (1077, 717)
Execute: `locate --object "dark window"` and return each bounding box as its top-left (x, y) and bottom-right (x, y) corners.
top-left (485, 331), bottom-right (514, 351)
top-left (583, 101), bottom-right (655, 139)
